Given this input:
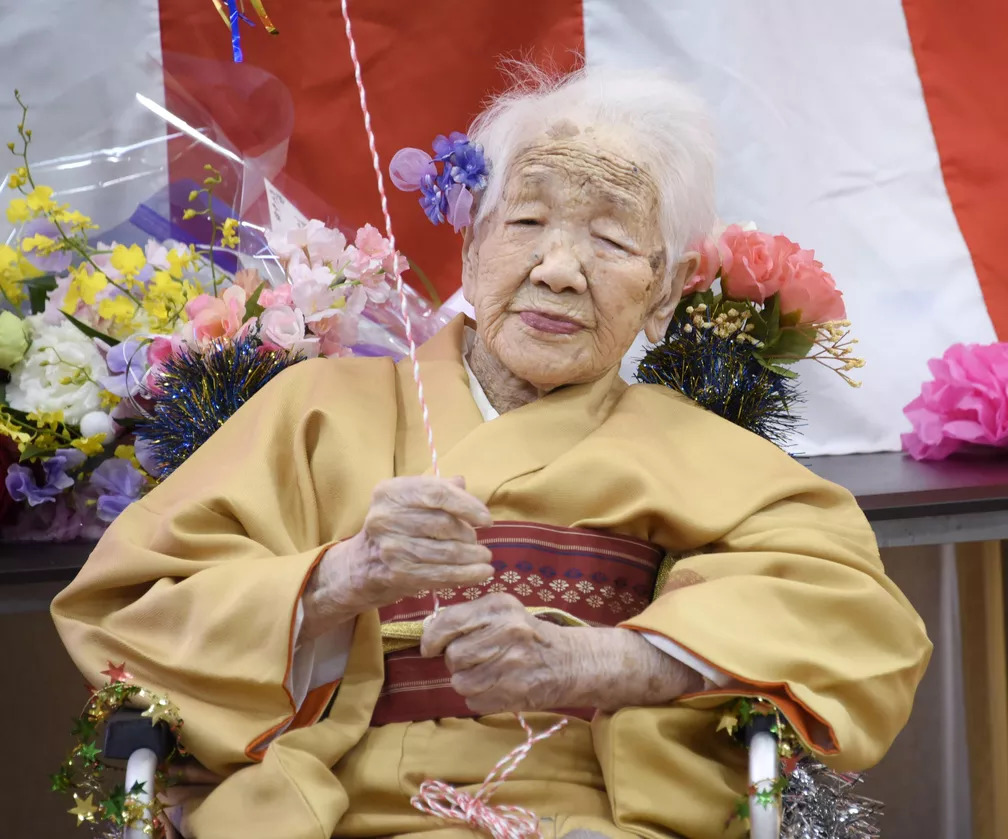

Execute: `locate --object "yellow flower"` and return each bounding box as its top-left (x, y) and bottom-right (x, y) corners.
top-left (20, 232), bottom-right (58, 255)
top-left (7, 167), bottom-right (27, 189)
top-left (25, 185), bottom-right (56, 214)
top-left (63, 267), bottom-right (108, 311)
top-left (114, 443), bottom-right (143, 471)
top-left (0, 244), bottom-right (28, 305)
top-left (0, 411), bottom-right (32, 445)
top-left (182, 208), bottom-right (198, 220)
top-left (6, 185), bottom-right (58, 224)
top-left (166, 246), bottom-right (195, 280)
top-left (100, 390), bottom-right (121, 411)
top-left (110, 243), bottom-right (146, 278)
top-left (6, 198), bottom-right (31, 224)
top-left (96, 295), bottom-right (137, 329)
top-left (53, 208), bottom-right (97, 231)
top-left (28, 410), bottom-right (66, 430)
top-left (221, 217), bottom-right (240, 248)
top-left (71, 435), bottom-right (106, 456)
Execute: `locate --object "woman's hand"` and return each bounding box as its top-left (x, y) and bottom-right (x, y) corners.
top-left (301, 476), bottom-right (494, 640)
top-left (421, 592), bottom-right (704, 714)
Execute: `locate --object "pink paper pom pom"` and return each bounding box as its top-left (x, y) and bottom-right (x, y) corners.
top-left (902, 342), bottom-right (1008, 460)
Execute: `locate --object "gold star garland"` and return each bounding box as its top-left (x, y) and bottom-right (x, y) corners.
top-left (52, 662), bottom-right (185, 838)
top-left (718, 697), bottom-right (803, 833)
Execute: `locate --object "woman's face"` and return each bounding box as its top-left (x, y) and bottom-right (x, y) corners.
top-left (463, 130), bottom-right (685, 392)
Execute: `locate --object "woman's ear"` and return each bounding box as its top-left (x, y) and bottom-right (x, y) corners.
top-left (642, 250), bottom-right (700, 343)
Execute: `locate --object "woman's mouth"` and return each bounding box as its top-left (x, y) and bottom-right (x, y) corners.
top-left (518, 310), bottom-right (585, 335)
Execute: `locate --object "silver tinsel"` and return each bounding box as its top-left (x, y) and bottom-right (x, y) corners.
top-left (782, 757), bottom-right (884, 839)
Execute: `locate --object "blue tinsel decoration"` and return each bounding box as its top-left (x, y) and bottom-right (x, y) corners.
top-left (134, 337), bottom-right (303, 478)
top-left (636, 321), bottom-right (802, 447)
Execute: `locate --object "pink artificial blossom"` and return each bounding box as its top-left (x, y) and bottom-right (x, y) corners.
top-left (231, 268), bottom-right (264, 296)
top-left (290, 275), bottom-right (339, 317)
top-left (147, 335), bottom-right (182, 369)
top-left (777, 245), bottom-right (846, 325)
top-left (267, 219), bottom-right (347, 267)
top-left (683, 234), bottom-right (733, 295)
top-left (258, 283), bottom-right (294, 307)
top-left (389, 147), bottom-right (437, 192)
top-left (258, 305), bottom-right (320, 358)
top-left (719, 226), bottom-right (789, 304)
top-left (309, 309), bottom-right (359, 357)
top-left (902, 342), bottom-right (1008, 460)
top-left (343, 223), bottom-right (400, 303)
top-left (182, 286), bottom-right (250, 346)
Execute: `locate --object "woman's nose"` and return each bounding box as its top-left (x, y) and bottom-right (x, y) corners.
top-left (528, 236), bottom-right (587, 294)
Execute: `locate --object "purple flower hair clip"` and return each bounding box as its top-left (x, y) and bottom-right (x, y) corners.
top-left (389, 131), bottom-right (489, 232)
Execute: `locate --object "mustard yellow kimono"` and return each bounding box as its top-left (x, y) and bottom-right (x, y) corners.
top-left (51, 315), bottom-right (931, 839)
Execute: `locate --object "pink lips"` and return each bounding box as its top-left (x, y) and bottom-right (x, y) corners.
top-left (519, 310), bottom-right (584, 335)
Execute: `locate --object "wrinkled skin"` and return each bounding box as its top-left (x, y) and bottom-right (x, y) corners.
top-left (302, 476), bottom-right (493, 639)
top-left (304, 128), bottom-right (702, 709)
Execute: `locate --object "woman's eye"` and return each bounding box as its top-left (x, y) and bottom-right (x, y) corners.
top-left (508, 218), bottom-right (542, 226)
top-left (596, 234), bottom-right (628, 252)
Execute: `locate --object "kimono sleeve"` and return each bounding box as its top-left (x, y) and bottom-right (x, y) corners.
top-left (51, 356), bottom-right (398, 774)
top-left (621, 468), bottom-right (932, 771)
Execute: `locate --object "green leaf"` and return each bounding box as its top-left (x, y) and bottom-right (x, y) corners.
top-left (61, 311), bottom-right (119, 346)
top-left (763, 325), bottom-right (816, 362)
top-left (753, 354), bottom-right (799, 379)
top-left (779, 309), bottom-right (802, 329)
top-left (761, 294), bottom-right (781, 345)
top-left (19, 443), bottom-right (54, 462)
top-left (243, 281), bottom-right (267, 321)
top-left (23, 274), bottom-right (57, 314)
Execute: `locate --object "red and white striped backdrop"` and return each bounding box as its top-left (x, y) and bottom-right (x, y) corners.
top-left (1, 0), bottom-right (1004, 456)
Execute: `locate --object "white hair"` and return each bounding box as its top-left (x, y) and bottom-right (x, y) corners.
top-left (468, 64), bottom-right (716, 265)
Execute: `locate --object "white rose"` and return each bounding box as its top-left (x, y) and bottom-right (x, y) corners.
top-left (7, 315), bottom-right (105, 425)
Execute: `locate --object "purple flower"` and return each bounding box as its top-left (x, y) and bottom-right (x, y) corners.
top-left (20, 218), bottom-right (73, 274)
top-left (100, 338), bottom-right (149, 398)
top-left (394, 131), bottom-right (488, 230)
top-left (418, 172), bottom-right (449, 225)
top-left (89, 457), bottom-right (146, 522)
top-left (449, 142), bottom-right (488, 192)
top-left (445, 184), bottom-right (474, 233)
top-left (432, 131), bottom-right (470, 162)
top-left (132, 437), bottom-right (162, 478)
top-left (4, 448), bottom-right (86, 506)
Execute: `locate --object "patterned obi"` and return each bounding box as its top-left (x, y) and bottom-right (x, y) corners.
top-left (372, 521), bottom-right (664, 726)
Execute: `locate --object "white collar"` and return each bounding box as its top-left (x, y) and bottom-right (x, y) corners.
top-left (462, 327), bottom-right (500, 422)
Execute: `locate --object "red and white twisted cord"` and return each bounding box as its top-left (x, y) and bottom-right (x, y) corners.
top-left (338, 6), bottom-right (567, 837)
top-left (411, 717), bottom-right (569, 839)
top-left (340, 0), bottom-right (439, 481)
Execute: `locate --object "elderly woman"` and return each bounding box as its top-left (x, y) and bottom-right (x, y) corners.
top-left (53, 68), bottom-right (930, 839)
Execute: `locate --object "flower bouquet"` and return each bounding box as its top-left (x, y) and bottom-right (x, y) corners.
top-left (0, 93), bottom-right (444, 540)
top-left (637, 222), bottom-right (865, 446)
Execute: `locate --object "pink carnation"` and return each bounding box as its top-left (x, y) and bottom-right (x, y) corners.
top-left (719, 226), bottom-right (790, 304)
top-left (902, 342), bottom-right (1008, 460)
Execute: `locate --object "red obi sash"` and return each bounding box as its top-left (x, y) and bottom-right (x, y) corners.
top-left (372, 521), bottom-right (664, 726)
